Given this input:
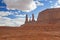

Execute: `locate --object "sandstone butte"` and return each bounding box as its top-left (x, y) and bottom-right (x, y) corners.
top-left (0, 8), bottom-right (60, 40)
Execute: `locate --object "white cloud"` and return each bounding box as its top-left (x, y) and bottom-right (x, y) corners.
top-left (12, 18), bottom-right (25, 26)
top-left (4, 0), bottom-right (37, 12)
top-left (51, 0), bottom-right (60, 8)
top-left (49, 1), bottom-right (53, 3)
top-left (35, 1), bottom-right (44, 6)
top-left (0, 11), bottom-right (25, 27)
top-left (0, 11), bottom-right (11, 16)
top-left (16, 15), bottom-right (26, 17)
top-left (57, 0), bottom-right (60, 4)
top-left (0, 16), bottom-right (25, 27)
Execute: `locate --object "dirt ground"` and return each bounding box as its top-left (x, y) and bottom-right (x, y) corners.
top-left (0, 26), bottom-right (60, 40)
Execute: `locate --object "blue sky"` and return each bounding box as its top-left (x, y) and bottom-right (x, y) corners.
top-left (0, 0), bottom-right (60, 26)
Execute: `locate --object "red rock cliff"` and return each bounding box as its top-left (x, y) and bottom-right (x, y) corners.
top-left (37, 8), bottom-right (60, 24)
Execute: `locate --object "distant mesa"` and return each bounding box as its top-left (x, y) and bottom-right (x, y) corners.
top-left (37, 8), bottom-right (60, 24)
top-left (20, 8), bottom-right (60, 30)
top-left (24, 8), bottom-right (60, 24)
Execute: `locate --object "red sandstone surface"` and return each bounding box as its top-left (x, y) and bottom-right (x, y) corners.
top-left (0, 8), bottom-right (60, 40)
top-left (0, 26), bottom-right (60, 40)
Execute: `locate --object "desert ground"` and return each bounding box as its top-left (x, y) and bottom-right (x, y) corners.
top-left (0, 24), bottom-right (60, 40)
